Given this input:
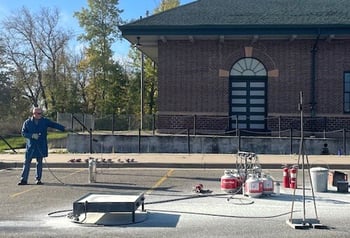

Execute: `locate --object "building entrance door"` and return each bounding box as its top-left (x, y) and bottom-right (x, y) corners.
top-left (229, 58), bottom-right (267, 132)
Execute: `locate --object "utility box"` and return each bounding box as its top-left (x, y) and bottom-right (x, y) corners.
top-left (337, 181), bottom-right (349, 193)
top-left (328, 171), bottom-right (348, 187)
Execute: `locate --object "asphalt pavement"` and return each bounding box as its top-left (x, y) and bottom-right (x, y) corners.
top-left (1, 151), bottom-right (350, 238)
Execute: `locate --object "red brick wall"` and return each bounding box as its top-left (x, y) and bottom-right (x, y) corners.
top-left (157, 39), bottom-right (350, 132)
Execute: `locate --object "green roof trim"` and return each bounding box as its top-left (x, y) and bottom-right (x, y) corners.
top-left (120, 24), bottom-right (350, 36)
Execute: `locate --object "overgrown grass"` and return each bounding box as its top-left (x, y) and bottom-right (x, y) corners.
top-left (0, 132), bottom-right (68, 152)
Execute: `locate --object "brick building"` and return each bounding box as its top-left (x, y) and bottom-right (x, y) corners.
top-left (119, 0), bottom-right (350, 135)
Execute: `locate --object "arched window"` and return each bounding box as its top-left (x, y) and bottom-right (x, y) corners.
top-left (230, 58), bottom-right (267, 76)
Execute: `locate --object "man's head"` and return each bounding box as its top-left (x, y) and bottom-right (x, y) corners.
top-left (32, 107), bottom-right (43, 120)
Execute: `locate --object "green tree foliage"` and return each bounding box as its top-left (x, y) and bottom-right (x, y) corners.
top-left (130, 0), bottom-right (180, 116)
top-left (144, 56), bottom-right (157, 114)
top-left (0, 39), bottom-right (30, 134)
top-left (154, 0), bottom-right (180, 13)
top-left (0, 72), bottom-right (28, 120)
top-left (74, 0), bottom-right (126, 116)
top-left (0, 0), bottom-right (184, 134)
top-left (126, 48), bottom-right (142, 116)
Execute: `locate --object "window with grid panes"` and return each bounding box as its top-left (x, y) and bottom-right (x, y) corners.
top-left (344, 72), bottom-right (350, 113)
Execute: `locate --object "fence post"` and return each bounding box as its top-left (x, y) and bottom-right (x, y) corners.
top-left (237, 129), bottom-right (241, 151)
top-left (290, 128), bottom-right (293, 154)
top-left (227, 115), bottom-right (230, 132)
top-left (83, 114), bottom-right (85, 132)
top-left (71, 113), bottom-right (74, 131)
top-left (278, 116), bottom-right (281, 138)
top-left (187, 128), bottom-right (191, 154)
top-left (112, 113), bottom-right (115, 135)
top-left (138, 128), bottom-right (141, 153)
top-left (193, 115), bottom-right (197, 135)
top-left (89, 128), bottom-right (93, 154)
top-left (343, 128), bottom-right (347, 155)
top-left (235, 115), bottom-right (238, 136)
top-left (152, 114), bottom-right (156, 135)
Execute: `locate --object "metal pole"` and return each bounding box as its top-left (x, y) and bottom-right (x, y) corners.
top-left (236, 115), bottom-right (238, 136)
top-left (299, 92), bottom-right (306, 222)
top-left (193, 115), bottom-right (197, 135)
top-left (112, 113), bottom-right (115, 135)
top-left (89, 128), bottom-right (93, 154)
top-left (238, 129), bottom-right (241, 151)
top-left (71, 113), bottom-right (74, 131)
top-left (343, 128), bottom-right (347, 155)
top-left (0, 135), bottom-right (17, 153)
top-left (138, 128), bottom-right (141, 153)
top-left (140, 51), bottom-right (144, 131)
top-left (290, 128), bottom-right (293, 154)
top-left (187, 129), bottom-right (191, 154)
top-left (83, 114), bottom-right (85, 132)
top-left (310, 35), bottom-right (320, 118)
top-left (278, 116), bottom-right (281, 138)
top-left (152, 114), bottom-right (156, 135)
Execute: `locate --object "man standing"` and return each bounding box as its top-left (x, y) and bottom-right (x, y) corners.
top-left (18, 107), bottom-right (65, 185)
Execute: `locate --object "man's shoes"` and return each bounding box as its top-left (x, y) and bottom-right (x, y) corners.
top-left (36, 180), bottom-right (43, 185)
top-left (18, 180), bottom-right (28, 185)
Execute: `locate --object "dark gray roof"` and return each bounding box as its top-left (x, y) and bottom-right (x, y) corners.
top-left (123, 0), bottom-right (350, 27)
top-left (119, 0), bottom-right (350, 61)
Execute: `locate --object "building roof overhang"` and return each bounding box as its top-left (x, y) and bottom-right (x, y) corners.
top-left (120, 24), bottom-right (350, 63)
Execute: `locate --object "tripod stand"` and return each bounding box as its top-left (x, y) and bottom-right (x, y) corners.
top-left (286, 91), bottom-right (324, 229)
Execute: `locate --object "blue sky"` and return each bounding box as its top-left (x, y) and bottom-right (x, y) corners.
top-left (0, 0), bottom-right (194, 61)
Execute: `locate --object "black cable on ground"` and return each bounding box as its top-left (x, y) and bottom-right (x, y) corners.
top-left (44, 158), bottom-right (68, 185)
top-left (148, 208), bottom-right (295, 219)
top-left (48, 209), bottom-right (72, 217)
top-left (145, 192), bottom-right (253, 205)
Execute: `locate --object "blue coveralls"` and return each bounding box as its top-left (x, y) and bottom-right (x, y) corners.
top-left (20, 117), bottom-right (65, 183)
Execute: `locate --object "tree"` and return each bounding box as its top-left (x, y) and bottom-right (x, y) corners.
top-left (0, 38), bottom-right (30, 133)
top-left (131, 0), bottom-right (180, 116)
top-left (74, 0), bottom-right (125, 115)
top-left (154, 0), bottom-right (180, 13)
top-left (2, 7), bottom-right (72, 112)
top-left (36, 8), bottom-right (72, 113)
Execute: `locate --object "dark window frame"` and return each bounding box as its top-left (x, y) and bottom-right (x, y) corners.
top-left (344, 71), bottom-right (350, 113)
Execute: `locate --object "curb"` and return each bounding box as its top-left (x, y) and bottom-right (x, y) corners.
top-left (1, 162), bottom-right (349, 170)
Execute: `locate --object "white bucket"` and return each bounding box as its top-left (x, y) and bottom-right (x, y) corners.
top-left (310, 167), bottom-right (328, 192)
